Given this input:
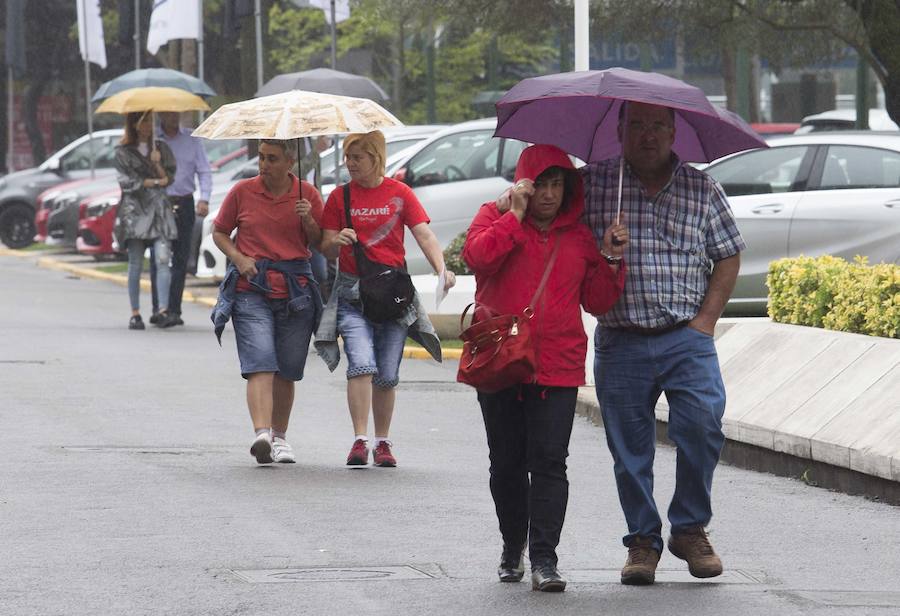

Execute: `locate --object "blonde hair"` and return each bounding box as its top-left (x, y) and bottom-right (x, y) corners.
top-left (343, 130), bottom-right (386, 177)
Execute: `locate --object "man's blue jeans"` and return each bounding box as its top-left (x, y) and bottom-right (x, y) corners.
top-left (594, 324), bottom-right (726, 554)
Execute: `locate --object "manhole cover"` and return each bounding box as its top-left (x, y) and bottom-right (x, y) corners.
top-left (792, 591), bottom-right (900, 608)
top-left (567, 568), bottom-right (764, 584)
top-left (0, 360), bottom-right (47, 364)
top-left (231, 566), bottom-right (434, 584)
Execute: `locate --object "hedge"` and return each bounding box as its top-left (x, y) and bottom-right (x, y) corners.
top-left (767, 255), bottom-right (900, 339)
top-left (443, 230), bottom-right (471, 275)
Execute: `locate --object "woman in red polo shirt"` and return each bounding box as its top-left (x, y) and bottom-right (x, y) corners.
top-left (212, 139), bottom-right (324, 466)
top-left (319, 130), bottom-right (455, 468)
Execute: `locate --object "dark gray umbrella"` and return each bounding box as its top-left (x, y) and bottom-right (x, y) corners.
top-left (92, 68), bottom-right (217, 103)
top-left (255, 68), bottom-right (389, 101)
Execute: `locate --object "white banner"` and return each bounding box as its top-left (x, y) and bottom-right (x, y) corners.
top-left (147, 0), bottom-right (202, 55)
top-left (290, 0), bottom-right (351, 23)
top-left (76, 0), bottom-right (107, 68)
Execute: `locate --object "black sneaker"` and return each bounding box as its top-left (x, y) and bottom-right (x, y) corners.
top-left (148, 312), bottom-right (160, 325)
top-left (128, 315), bottom-right (145, 330)
top-left (172, 313), bottom-right (184, 326)
top-left (155, 312), bottom-right (178, 328)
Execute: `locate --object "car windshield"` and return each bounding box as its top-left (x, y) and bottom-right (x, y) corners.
top-left (706, 146), bottom-right (808, 196)
top-left (59, 136), bottom-right (118, 172)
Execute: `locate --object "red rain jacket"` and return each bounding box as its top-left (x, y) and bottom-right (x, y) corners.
top-left (462, 144), bottom-right (625, 387)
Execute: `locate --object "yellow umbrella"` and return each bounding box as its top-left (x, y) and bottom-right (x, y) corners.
top-left (191, 89), bottom-right (401, 140)
top-left (94, 86), bottom-right (210, 114)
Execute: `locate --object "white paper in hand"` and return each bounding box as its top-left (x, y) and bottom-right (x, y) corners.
top-left (436, 269), bottom-right (449, 311)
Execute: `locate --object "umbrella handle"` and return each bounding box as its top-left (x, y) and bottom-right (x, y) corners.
top-left (612, 156), bottom-right (626, 246)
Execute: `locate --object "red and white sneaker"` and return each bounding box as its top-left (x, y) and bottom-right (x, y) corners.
top-left (346, 439), bottom-right (370, 466)
top-left (373, 440), bottom-right (397, 467)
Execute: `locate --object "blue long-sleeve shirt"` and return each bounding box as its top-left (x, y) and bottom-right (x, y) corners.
top-left (159, 126), bottom-right (213, 202)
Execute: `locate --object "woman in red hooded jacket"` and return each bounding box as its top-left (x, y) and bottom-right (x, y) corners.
top-left (463, 144), bottom-right (629, 592)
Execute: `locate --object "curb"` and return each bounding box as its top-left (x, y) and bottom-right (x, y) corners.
top-left (7, 250), bottom-right (461, 361)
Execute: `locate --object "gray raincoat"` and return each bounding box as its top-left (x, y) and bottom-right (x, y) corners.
top-left (113, 141), bottom-right (177, 245)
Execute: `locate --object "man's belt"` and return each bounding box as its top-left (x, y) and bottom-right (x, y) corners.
top-left (614, 321), bottom-right (689, 336)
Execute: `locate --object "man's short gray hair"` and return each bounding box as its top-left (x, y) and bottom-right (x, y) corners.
top-left (259, 138), bottom-right (299, 160)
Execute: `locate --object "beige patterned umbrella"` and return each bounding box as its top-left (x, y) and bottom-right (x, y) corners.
top-left (191, 89), bottom-right (403, 140)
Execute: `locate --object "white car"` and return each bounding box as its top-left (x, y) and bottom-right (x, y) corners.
top-left (795, 108), bottom-right (899, 133)
top-left (705, 132), bottom-right (900, 314)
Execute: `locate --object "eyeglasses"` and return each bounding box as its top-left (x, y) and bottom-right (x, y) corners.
top-left (625, 121), bottom-right (673, 135)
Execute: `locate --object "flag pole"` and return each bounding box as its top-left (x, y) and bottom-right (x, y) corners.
top-left (331, 0), bottom-right (340, 189)
top-left (198, 0), bottom-right (205, 83)
top-left (134, 0), bottom-right (140, 69)
top-left (7, 66), bottom-right (14, 173)
top-left (254, 0), bottom-right (263, 92)
top-left (82, 0), bottom-right (96, 179)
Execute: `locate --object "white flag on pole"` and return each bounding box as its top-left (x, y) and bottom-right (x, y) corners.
top-left (76, 0), bottom-right (107, 68)
top-left (289, 0), bottom-right (351, 23)
top-left (147, 0), bottom-right (202, 55)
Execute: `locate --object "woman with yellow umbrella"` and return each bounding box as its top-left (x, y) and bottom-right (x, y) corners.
top-left (98, 88), bottom-right (209, 329)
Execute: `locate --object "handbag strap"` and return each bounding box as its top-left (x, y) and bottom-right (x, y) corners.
top-left (525, 234), bottom-right (560, 313)
top-left (342, 182), bottom-right (374, 273)
top-left (464, 234), bottom-right (560, 332)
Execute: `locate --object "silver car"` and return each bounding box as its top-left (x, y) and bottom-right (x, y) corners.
top-left (705, 132), bottom-right (900, 314)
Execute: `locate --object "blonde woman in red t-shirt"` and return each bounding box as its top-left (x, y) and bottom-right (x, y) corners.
top-left (318, 130), bottom-right (456, 467)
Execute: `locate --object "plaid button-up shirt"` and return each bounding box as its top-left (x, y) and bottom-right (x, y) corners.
top-left (582, 155), bottom-right (745, 329)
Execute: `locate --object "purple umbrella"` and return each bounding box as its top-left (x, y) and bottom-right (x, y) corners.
top-left (495, 68), bottom-right (767, 164)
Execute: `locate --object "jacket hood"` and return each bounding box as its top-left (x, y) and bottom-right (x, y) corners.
top-left (512, 144), bottom-right (584, 228)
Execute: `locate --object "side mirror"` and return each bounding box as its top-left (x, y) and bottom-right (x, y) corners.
top-left (393, 167), bottom-right (411, 186)
top-left (45, 158), bottom-right (62, 173)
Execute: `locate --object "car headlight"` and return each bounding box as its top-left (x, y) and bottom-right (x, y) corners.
top-left (53, 192), bottom-right (78, 211)
top-left (86, 197), bottom-right (119, 218)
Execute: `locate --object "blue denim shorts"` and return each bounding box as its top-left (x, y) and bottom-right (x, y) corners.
top-left (336, 299), bottom-right (408, 388)
top-left (231, 290), bottom-right (316, 381)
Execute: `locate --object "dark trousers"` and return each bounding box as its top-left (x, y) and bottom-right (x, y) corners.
top-left (478, 385), bottom-right (577, 567)
top-left (150, 196), bottom-right (194, 315)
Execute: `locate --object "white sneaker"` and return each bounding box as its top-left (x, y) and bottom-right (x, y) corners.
top-left (250, 432), bottom-right (273, 464)
top-left (272, 437), bottom-right (296, 464)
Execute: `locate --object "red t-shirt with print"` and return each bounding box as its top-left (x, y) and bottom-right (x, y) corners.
top-left (321, 177), bottom-right (430, 276)
top-left (214, 174), bottom-right (324, 298)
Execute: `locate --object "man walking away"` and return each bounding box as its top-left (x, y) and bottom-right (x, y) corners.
top-left (158, 111), bottom-right (213, 326)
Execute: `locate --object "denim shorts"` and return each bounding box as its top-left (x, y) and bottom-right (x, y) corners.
top-left (337, 299), bottom-right (408, 388)
top-left (231, 289), bottom-right (316, 381)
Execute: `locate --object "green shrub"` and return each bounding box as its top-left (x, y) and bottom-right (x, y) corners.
top-left (443, 230), bottom-right (471, 275)
top-left (767, 256), bottom-right (899, 338)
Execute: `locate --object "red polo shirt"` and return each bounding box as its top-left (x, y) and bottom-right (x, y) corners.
top-left (214, 174), bottom-right (324, 297)
top-left (321, 177), bottom-right (430, 275)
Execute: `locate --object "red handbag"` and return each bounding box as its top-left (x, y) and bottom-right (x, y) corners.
top-left (456, 237), bottom-right (559, 392)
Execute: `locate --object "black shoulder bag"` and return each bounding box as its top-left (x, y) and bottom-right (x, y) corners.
top-left (342, 183), bottom-right (416, 323)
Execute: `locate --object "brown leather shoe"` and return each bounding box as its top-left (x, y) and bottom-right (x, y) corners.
top-left (668, 526), bottom-right (723, 578)
top-left (621, 536), bottom-right (660, 585)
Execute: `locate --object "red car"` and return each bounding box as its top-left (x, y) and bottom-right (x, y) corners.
top-left (76, 188), bottom-right (121, 259)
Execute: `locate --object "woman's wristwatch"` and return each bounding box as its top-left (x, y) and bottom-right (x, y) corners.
top-left (600, 249), bottom-right (623, 265)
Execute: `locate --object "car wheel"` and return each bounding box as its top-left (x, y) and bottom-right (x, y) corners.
top-left (0, 203), bottom-right (36, 249)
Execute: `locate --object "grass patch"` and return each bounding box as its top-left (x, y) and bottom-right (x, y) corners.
top-left (22, 243), bottom-right (65, 252)
top-left (95, 258), bottom-right (149, 274)
top-left (407, 337), bottom-right (463, 349)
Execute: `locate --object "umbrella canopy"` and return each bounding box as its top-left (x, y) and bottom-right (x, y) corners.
top-left (495, 68), bottom-right (767, 163)
top-left (255, 67), bottom-right (389, 101)
top-left (92, 68), bottom-right (216, 103)
top-left (94, 87), bottom-right (211, 114)
top-left (191, 89), bottom-right (402, 140)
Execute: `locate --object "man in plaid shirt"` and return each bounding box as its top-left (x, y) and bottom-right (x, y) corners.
top-left (587, 102), bottom-right (744, 585)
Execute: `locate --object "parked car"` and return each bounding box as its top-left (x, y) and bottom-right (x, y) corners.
top-left (46, 176), bottom-right (119, 247)
top-left (76, 189), bottom-right (121, 259)
top-left (385, 118), bottom-right (529, 274)
top-left (34, 179), bottom-right (98, 243)
top-left (704, 131), bottom-right (900, 314)
top-left (0, 129), bottom-right (122, 248)
top-left (795, 109), bottom-right (899, 133)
